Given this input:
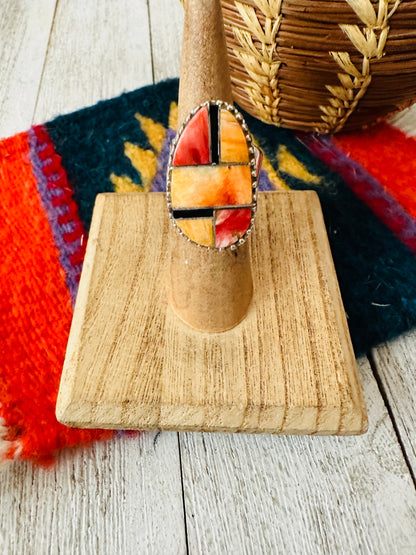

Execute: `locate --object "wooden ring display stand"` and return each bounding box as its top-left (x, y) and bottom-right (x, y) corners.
top-left (168, 0), bottom-right (253, 333)
top-left (56, 0), bottom-right (367, 435)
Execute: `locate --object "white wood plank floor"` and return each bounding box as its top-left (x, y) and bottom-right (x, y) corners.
top-left (1, 1), bottom-right (416, 553)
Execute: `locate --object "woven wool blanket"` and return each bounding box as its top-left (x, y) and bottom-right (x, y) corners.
top-left (1, 79), bottom-right (416, 465)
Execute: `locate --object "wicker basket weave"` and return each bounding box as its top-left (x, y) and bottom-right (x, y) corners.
top-left (221, 0), bottom-right (416, 133)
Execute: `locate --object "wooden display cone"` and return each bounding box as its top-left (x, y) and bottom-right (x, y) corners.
top-left (166, 0), bottom-right (254, 333)
top-left (55, 0), bottom-right (367, 435)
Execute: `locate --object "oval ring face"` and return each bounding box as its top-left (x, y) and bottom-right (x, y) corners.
top-left (167, 101), bottom-right (262, 250)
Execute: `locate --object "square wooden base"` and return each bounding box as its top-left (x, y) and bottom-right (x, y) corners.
top-left (56, 192), bottom-right (367, 435)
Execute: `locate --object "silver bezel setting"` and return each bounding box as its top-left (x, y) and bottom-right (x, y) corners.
top-left (166, 100), bottom-right (260, 251)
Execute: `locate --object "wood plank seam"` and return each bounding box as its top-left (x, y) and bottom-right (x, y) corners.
top-left (177, 433), bottom-right (191, 555)
top-left (146, 0), bottom-right (155, 83)
top-left (368, 350), bottom-right (416, 490)
top-left (31, 0), bottom-right (59, 125)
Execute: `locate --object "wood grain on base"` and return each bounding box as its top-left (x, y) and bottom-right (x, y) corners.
top-left (56, 191), bottom-right (367, 435)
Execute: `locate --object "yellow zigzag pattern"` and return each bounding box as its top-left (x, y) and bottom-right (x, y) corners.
top-left (277, 146), bottom-right (321, 185)
top-left (110, 104), bottom-right (177, 193)
top-left (111, 101), bottom-right (320, 194)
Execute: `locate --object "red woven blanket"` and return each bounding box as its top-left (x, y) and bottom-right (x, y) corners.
top-left (1, 79), bottom-right (416, 465)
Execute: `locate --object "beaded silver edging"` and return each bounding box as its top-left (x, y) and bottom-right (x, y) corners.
top-left (166, 100), bottom-right (260, 251)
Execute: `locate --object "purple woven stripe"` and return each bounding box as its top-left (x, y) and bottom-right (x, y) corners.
top-left (258, 168), bottom-right (276, 191)
top-left (28, 127), bottom-right (83, 304)
top-left (300, 132), bottom-right (416, 253)
top-left (151, 128), bottom-right (175, 192)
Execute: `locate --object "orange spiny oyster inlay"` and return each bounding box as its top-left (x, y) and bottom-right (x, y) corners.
top-left (168, 102), bottom-right (261, 249)
top-left (171, 165), bottom-right (252, 208)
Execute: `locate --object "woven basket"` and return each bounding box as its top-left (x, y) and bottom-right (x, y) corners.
top-left (221, 0), bottom-right (416, 133)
